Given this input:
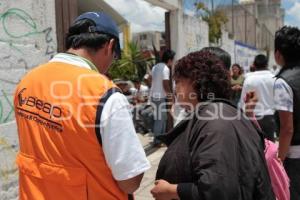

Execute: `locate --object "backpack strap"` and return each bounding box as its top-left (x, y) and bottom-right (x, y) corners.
top-left (95, 87), bottom-right (122, 145)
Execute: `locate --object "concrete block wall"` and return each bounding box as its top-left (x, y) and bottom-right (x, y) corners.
top-left (182, 14), bottom-right (209, 55)
top-left (0, 0), bottom-right (57, 199)
top-left (220, 29), bottom-right (236, 64)
top-left (0, 121), bottom-right (18, 200)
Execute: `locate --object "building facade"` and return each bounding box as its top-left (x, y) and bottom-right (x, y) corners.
top-left (133, 31), bottom-right (166, 51)
top-left (222, 0), bottom-right (284, 50)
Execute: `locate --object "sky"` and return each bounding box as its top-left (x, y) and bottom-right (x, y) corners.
top-left (284, 0), bottom-right (300, 27)
top-left (104, 0), bottom-right (166, 32)
top-left (105, 0), bottom-right (300, 33)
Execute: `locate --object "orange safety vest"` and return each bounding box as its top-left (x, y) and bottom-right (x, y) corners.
top-left (14, 61), bottom-right (129, 200)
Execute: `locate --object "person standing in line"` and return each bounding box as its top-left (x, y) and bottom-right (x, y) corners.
top-left (14, 12), bottom-right (150, 200)
top-left (130, 79), bottom-right (149, 105)
top-left (150, 50), bottom-right (175, 145)
top-left (231, 63), bottom-right (244, 105)
top-left (240, 54), bottom-right (277, 141)
top-left (130, 78), bottom-right (150, 134)
top-left (173, 47), bottom-right (232, 126)
top-left (150, 50), bottom-right (275, 200)
top-left (274, 26), bottom-right (300, 200)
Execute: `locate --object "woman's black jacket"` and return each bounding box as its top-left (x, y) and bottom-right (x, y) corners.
top-left (156, 100), bottom-right (275, 200)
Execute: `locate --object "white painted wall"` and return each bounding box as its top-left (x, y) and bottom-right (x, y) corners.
top-left (221, 30), bottom-right (257, 72)
top-left (170, 8), bottom-right (185, 59)
top-left (220, 30), bottom-right (236, 64)
top-left (144, 0), bottom-right (180, 10)
top-left (268, 50), bottom-right (277, 69)
top-left (0, 0), bottom-right (57, 199)
top-left (182, 14), bottom-right (209, 55)
top-left (170, 10), bottom-right (209, 59)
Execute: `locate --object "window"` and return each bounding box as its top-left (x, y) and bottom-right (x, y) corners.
top-left (140, 34), bottom-right (147, 40)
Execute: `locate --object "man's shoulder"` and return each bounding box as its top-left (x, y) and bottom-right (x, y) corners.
top-left (274, 77), bottom-right (288, 87)
top-left (248, 71), bottom-right (274, 81)
top-left (152, 63), bottom-right (160, 71)
top-left (262, 70), bottom-right (275, 78)
top-left (154, 63), bottom-right (167, 68)
top-left (140, 85), bottom-right (149, 91)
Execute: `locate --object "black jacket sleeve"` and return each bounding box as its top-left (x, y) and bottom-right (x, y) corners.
top-left (177, 120), bottom-right (240, 200)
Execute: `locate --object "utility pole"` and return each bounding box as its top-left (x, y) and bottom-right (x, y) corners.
top-left (232, 0), bottom-right (235, 37)
top-left (245, 9), bottom-right (248, 44)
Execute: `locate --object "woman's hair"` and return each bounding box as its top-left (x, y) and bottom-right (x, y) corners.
top-left (201, 47), bottom-right (231, 70)
top-left (174, 50), bottom-right (231, 101)
top-left (65, 19), bottom-right (117, 52)
top-left (231, 63), bottom-right (243, 75)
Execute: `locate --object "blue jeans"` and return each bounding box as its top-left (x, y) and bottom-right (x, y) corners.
top-left (152, 98), bottom-right (167, 144)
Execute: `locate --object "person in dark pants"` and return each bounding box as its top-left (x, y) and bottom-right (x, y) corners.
top-left (150, 50), bottom-right (275, 200)
top-left (274, 26), bottom-right (300, 200)
top-left (240, 54), bottom-right (277, 141)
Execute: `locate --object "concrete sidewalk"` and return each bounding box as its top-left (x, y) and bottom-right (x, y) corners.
top-left (137, 133), bottom-right (153, 148)
top-left (135, 147), bottom-right (167, 200)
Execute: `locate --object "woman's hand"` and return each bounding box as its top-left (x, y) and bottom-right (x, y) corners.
top-left (150, 180), bottom-right (179, 200)
top-left (232, 84), bottom-right (242, 91)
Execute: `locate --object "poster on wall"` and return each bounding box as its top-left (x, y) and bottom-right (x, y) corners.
top-left (234, 41), bottom-right (258, 72)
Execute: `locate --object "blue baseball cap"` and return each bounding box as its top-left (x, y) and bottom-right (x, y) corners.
top-left (74, 12), bottom-right (121, 59)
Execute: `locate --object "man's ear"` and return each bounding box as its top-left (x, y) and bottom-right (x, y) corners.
top-left (103, 39), bottom-right (115, 56)
top-left (108, 39), bottom-right (115, 52)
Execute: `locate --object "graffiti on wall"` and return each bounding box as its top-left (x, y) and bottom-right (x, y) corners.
top-left (0, 5), bottom-right (57, 124)
top-left (0, 3), bottom-right (56, 196)
top-left (0, 90), bottom-right (14, 124)
top-left (0, 7), bottom-right (56, 57)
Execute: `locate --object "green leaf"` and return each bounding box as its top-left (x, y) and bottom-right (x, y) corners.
top-left (108, 41), bottom-right (154, 81)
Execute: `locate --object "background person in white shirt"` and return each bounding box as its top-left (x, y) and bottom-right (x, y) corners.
top-left (130, 79), bottom-right (149, 105)
top-left (240, 54), bottom-right (277, 141)
top-left (271, 65), bottom-right (280, 75)
top-left (130, 79), bottom-right (151, 134)
top-left (150, 50), bottom-right (175, 145)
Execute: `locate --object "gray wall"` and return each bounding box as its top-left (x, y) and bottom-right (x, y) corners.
top-left (0, 0), bottom-right (57, 199)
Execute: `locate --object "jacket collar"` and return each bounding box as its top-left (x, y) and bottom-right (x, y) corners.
top-left (158, 99), bottom-right (236, 146)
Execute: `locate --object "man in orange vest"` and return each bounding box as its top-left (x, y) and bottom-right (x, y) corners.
top-left (14, 12), bottom-right (150, 200)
